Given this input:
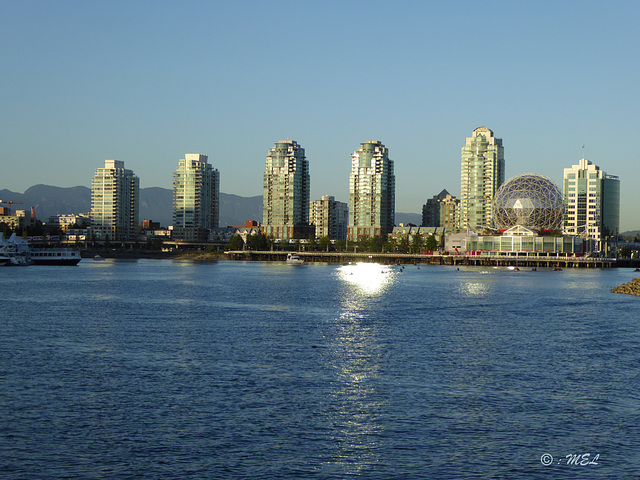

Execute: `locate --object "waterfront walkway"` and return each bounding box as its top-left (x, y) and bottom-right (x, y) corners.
top-left (225, 250), bottom-right (623, 268)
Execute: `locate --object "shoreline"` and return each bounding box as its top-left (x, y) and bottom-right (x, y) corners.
top-left (79, 249), bottom-right (640, 268)
top-left (612, 278), bottom-right (640, 296)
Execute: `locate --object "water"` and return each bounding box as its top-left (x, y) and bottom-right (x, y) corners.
top-left (1, 260), bottom-right (640, 479)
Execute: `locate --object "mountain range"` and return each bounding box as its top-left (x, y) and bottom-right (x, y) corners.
top-left (1, 185), bottom-right (262, 228)
top-left (1, 185), bottom-right (422, 228)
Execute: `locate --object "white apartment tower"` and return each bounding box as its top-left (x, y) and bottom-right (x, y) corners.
top-left (262, 140), bottom-right (310, 240)
top-left (460, 126), bottom-right (505, 232)
top-left (348, 140), bottom-right (395, 241)
top-left (172, 154), bottom-right (220, 241)
top-left (309, 195), bottom-right (348, 240)
top-left (90, 160), bottom-right (139, 241)
top-left (563, 158), bottom-right (620, 250)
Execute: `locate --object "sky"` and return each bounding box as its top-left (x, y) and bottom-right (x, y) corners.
top-left (1, 0), bottom-right (639, 230)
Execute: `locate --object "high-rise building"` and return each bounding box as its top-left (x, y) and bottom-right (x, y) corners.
top-left (422, 189), bottom-right (460, 230)
top-left (309, 195), bottom-right (348, 240)
top-left (563, 158), bottom-right (620, 250)
top-left (262, 140), bottom-right (310, 240)
top-left (90, 160), bottom-right (139, 241)
top-left (172, 153), bottom-right (220, 241)
top-left (460, 126), bottom-right (505, 232)
top-left (348, 140), bottom-right (395, 241)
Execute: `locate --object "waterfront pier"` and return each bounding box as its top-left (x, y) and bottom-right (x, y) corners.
top-left (225, 250), bottom-right (618, 268)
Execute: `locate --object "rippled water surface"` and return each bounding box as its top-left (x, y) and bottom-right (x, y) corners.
top-left (2, 260), bottom-right (640, 479)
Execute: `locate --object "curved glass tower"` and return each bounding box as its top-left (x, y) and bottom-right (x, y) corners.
top-left (460, 126), bottom-right (504, 232)
top-left (262, 140), bottom-right (310, 240)
top-left (348, 140), bottom-right (395, 241)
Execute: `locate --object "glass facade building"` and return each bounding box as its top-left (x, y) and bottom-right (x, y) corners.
top-left (348, 140), bottom-right (395, 241)
top-left (563, 158), bottom-right (620, 250)
top-left (90, 160), bottom-right (139, 241)
top-left (172, 154), bottom-right (220, 241)
top-left (262, 140), bottom-right (310, 240)
top-left (460, 126), bottom-right (505, 232)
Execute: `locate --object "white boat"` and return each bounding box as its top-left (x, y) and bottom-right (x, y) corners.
top-left (30, 248), bottom-right (81, 265)
top-left (286, 253), bottom-right (304, 264)
top-left (0, 233), bottom-right (31, 266)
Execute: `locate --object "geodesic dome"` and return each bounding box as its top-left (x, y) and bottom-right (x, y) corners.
top-left (492, 173), bottom-right (564, 231)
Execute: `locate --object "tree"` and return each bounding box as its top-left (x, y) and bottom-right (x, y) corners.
top-left (246, 233), bottom-right (268, 250)
top-left (147, 237), bottom-right (164, 251)
top-left (318, 236), bottom-right (332, 252)
top-left (368, 236), bottom-right (385, 252)
top-left (411, 234), bottom-right (424, 254)
top-left (397, 237), bottom-right (410, 253)
top-left (618, 246), bottom-right (629, 258)
top-left (307, 235), bottom-right (318, 251)
top-left (425, 235), bottom-right (438, 252)
top-left (383, 240), bottom-right (396, 252)
top-left (227, 234), bottom-right (244, 251)
top-left (1, 222), bottom-right (12, 236)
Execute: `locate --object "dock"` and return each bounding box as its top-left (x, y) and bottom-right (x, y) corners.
top-left (225, 251), bottom-right (621, 268)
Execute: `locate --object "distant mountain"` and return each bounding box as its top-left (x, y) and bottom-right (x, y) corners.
top-left (1, 185), bottom-right (91, 219)
top-left (2, 184), bottom-right (420, 229)
top-left (219, 193), bottom-right (263, 227)
top-left (1, 185), bottom-right (264, 227)
top-left (136, 188), bottom-right (263, 227)
top-left (395, 213), bottom-right (422, 226)
top-left (139, 187), bottom-right (173, 226)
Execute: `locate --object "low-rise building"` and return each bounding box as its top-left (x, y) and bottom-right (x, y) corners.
top-left (390, 225), bottom-right (450, 250)
top-left (448, 227), bottom-right (587, 256)
top-left (47, 214), bottom-right (90, 232)
top-left (0, 209), bottom-right (36, 231)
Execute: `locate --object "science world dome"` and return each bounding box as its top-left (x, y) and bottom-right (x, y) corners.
top-left (492, 173), bottom-right (564, 231)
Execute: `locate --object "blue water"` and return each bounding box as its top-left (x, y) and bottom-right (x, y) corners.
top-left (1, 260), bottom-right (640, 479)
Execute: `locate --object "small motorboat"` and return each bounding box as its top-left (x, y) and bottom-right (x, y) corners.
top-left (286, 253), bottom-right (304, 264)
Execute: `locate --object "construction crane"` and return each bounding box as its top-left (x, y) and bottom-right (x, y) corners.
top-left (0, 200), bottom-right (23, 216)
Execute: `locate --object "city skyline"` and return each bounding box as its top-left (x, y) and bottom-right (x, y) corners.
top-left (2, 2), bottom-right (639, 230)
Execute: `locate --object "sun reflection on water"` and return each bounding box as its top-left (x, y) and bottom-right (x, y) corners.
top-left (459, 281), bottom-right (490, 297)
top-left (319, 262), bottom-right (400, 474)
top-left (337, 262), bottom-right (396, 295)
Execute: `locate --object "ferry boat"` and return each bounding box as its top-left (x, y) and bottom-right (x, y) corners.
top-left (29, 247), bottom-right (81, 265)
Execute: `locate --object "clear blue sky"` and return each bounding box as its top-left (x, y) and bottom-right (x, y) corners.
top-left (2, 0), bottom-right (639, 230)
